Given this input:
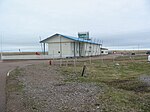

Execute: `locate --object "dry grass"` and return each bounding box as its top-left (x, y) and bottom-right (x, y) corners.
top-left (61, 55), bottom-right (150, 112)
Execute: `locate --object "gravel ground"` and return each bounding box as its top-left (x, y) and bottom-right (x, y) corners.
top-left (7, 64), bottom-right (103, 112)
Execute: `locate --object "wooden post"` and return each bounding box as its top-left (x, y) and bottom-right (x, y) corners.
top-left (60, 59), bottom-right (62, 67)
top-left (89, 56), bottom-right (92, 65)
top-left (89, 43), bottom-right (92, 65)
top-left (101, 53), bottom-right (104, 65)
top-left (74, 58), bottom-right (76, 73)
top-left (113, 56), bottom-right (115, 63)
top-left (81, 62), bottom-right (86, 77)
top-left (49, 60), bottom-right (52, 65)
top-left (66, 59), bottom-right (68, 67)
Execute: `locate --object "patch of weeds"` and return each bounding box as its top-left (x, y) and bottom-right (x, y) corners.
top-left (105, 79), bottom-right (150, 93)
top-left (116, 55), bottom-right (147, 61)
top-left (61, 61), bottom-right (150, 91)
top-left (60, 66), bottom-right (85, 82)
top-left (140, 94), bottom-right (150, 112)
top-left (6, 68), bottom-right (27, 111)
top-left (7, 68), bottom-right (24, 93)
top-left (97, 87), bottom-right (150, 112)
top-left (7, 82), bottom-right (24, 93)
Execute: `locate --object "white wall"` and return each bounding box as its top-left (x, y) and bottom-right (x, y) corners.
top-left (46, 35), bottom-right (102, 58)
top-left (71, 42), bottom-right (80, 57)
top-left (83, 43), bottom-right (101, 56)
top-left (47, 35), bottom-right (74, 58)
top-left (48, 42), bottom-right (74, 58)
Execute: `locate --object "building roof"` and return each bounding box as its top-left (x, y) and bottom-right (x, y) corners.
top-left (101, 48), bottom-right (108, 50)
top-left (40, 33), bottom-right (101, 45)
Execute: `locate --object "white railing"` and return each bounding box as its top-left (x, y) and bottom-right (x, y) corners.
top-left (1, 54), bottom-right (76, 60)
top-left (1, 55), bottom-right (52, 60)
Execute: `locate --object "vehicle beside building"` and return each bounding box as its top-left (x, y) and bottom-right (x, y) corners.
top-left (101, 48), bottom-right (109, 55)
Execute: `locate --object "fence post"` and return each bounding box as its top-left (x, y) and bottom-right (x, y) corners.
top-left (81, 62), bottom-right (86, 77)
top-left (49, 60), bottom-right (52, 65)
top-left (66, 59), bottom-right (68, 67)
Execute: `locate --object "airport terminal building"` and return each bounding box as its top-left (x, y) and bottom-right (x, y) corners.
top-left (40, 33), bottom-right (103, 58)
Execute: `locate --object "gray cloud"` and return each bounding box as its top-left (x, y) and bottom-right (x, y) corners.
top-left (0, 0), bottom-right (150, 51)
top-left (100, 32), bottom-right (150, 49)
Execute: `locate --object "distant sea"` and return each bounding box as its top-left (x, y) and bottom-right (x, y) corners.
top-left (1, 44), bottom-right (46, 52)
top-left (1, 44), bottom-right (149, 52)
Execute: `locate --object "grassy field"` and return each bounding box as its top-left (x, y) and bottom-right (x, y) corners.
top-left (61, 55), bottom-right (150, 112)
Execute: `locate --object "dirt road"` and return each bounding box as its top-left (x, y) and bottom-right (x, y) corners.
top-left (0, 60), bottom-right (48, 112)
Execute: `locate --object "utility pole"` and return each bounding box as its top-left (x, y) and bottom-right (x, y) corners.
top-left (1, 34), bottom-right (3, 61)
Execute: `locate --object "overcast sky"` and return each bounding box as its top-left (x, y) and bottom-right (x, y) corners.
top-left (0, 0), bottom-right (150, 51)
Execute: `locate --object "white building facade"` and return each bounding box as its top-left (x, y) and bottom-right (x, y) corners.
top-left (40, 34), bottom-right (102, 58)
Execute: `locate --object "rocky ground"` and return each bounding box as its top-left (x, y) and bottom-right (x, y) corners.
top-left (6, 64), bottom-right (104, 112)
